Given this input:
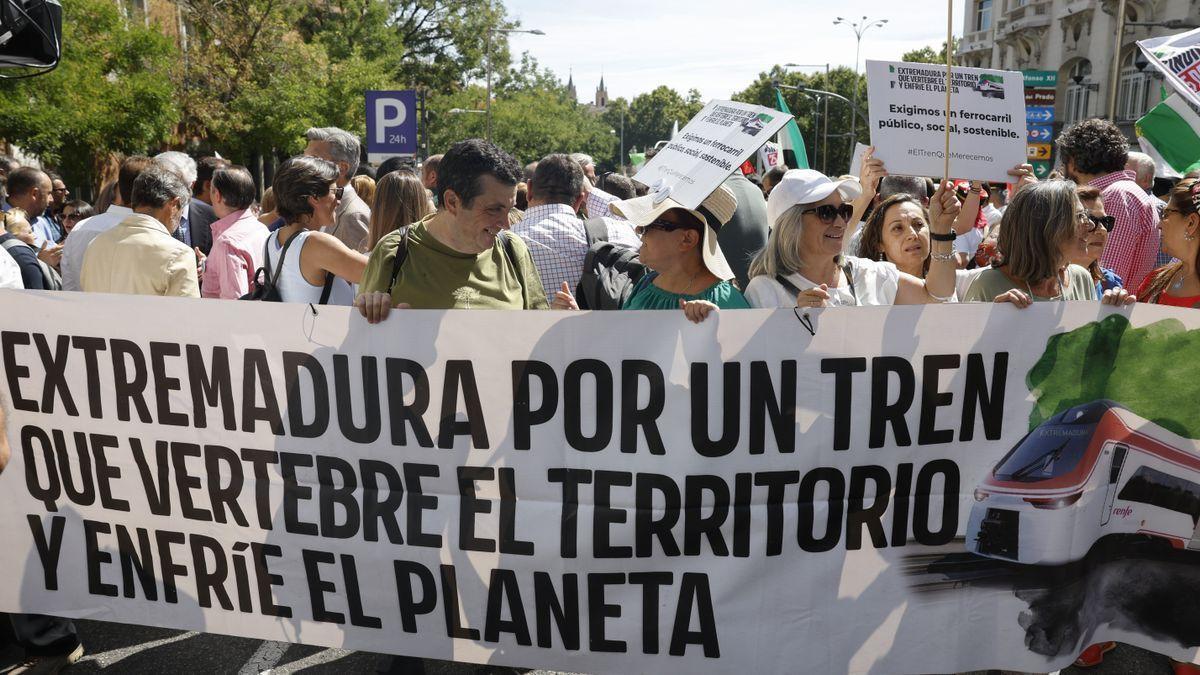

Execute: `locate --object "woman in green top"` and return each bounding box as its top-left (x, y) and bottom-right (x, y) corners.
top-left (961, 180), bottom-right (1134, 307)
top-left (552, 185), bottom-right (749, 322)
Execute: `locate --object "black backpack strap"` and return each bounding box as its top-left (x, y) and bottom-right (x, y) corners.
top-left (318, 272), bottom-right (335, 305)
top-left (384, 227), bottom-right (411, 295)
top-left (266, 229), bottom-right (304, 288)
top-left (774, 274), bottom-right (803, 299)
top-left (582, 217), bottom-right (609, 247)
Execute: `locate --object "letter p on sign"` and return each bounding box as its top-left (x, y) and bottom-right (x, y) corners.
top-left (366, 90), bottom-right (418, 163)
top-left (375, 98), bottom-right (407, 144)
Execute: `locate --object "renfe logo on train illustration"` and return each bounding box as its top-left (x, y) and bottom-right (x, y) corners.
top-left (966, 400), bottom-right (1200, 565)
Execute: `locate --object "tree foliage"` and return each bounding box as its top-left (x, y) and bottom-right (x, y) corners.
top-left (0, 0), bottom-right (178, 188)
top-left (732, 65), bottom-right (868, 176)
top-left (901, 39), bottom-right (960, 65)
top-left (615, 86), bottom-right (704, 155)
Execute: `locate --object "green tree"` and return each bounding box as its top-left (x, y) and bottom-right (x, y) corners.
top-left (427, 81), bottom-right (614, 165)
top-left (732, 65), bottom-right (868, 176)
top-left (901, 39), bottom-right (960, 65)
top-left (0, 0), bottom-right (178, 189)
top-left (622, 86), bottom-right (704, 155)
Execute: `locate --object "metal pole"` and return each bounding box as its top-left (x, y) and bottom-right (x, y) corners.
top-left (620, 110), bottom-right (626, 176)
top-left (485, 29), bottom-right (493, 142)
top-left (851, 34), bottom-right (861, 145)
top-left (1106, 0), bottom-right (1128, 120)
top-left (823, 63), bottom-right (830, 174)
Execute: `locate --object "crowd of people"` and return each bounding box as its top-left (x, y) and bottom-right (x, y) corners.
top-left (1, 116), bottom-right (1199, 672)
top-left (4, 117), bottom-right (1195, 323)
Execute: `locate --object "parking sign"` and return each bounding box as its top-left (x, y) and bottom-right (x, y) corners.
top-left (366, 90), bottom-right (418, 163)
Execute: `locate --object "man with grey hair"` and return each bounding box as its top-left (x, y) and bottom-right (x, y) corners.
top-left (569, 152), bottom-right (597, 184)
top-left (154, 150), bottom-right (217, 255)
top-left (304, 126), bottom-right (371, 252)
top-left (80, 162), bottom-right (200, 297)
top-left (1126, 150), bottom-right (1170, 265)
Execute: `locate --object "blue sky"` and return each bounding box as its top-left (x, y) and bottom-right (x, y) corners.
top-left (505, 0), bottom-right (970, 102)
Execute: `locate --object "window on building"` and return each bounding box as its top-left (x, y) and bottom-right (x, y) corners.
top-left (1065, 60), bottom-right (1093, 123)
top-left (976, 0), bottom-right (992, 31)
top-left (1117, 49), bottom-right (1160, 121)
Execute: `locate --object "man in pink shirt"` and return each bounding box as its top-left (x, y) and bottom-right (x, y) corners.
top-left (1057, 118), bottom-right (1161, 291)
top-left (202, 165), bottom-right (269, 299)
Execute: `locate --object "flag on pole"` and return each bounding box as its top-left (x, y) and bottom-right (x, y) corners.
top-left (1136, 93), bottom-right (1200, 177)
top-left (773, 89), bottom-right (809, 170)
top-left (1138, 28), bottom-right (1200, 110)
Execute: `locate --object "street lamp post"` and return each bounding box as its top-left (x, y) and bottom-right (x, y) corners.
top-left (485, 26), bottom-right (545, 142)
top-left (784, 62), bottom-right (830, 172)
top-left (774, 82), bottom-right (869, 130)
top-left (833, 15), bottom-right (888, 145)
top-left (620, 108), bottom-right (626, 175)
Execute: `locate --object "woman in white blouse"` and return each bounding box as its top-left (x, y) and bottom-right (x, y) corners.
top-left (744, 169), bottom-right (960, 308)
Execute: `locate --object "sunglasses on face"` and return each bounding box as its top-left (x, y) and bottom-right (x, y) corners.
top-left (1086, 214), bottom-right (1115, 232)
top-left (634, 218), bottom-right (684, 237)
top-left (801, 203), bottom-right (854, 224)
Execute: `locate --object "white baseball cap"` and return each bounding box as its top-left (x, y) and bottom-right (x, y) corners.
top-left (766, 169), bottom-right (862, 229)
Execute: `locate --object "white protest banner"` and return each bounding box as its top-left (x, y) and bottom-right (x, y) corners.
top-left (866, 60), bottom-right (1026, 182)
top-left (3, 292), bottom-right (1200, 673)
top-left (1138, 27), bottom-right (1200, 110)
top-left (632, 100), bottom-right (790, 209)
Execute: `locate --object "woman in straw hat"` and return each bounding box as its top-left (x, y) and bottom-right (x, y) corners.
top-left (551, 184), bottom-right (748, 323)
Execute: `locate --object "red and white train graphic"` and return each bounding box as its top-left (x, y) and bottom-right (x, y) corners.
top-left (966, 400), bottom-right (1200, 565)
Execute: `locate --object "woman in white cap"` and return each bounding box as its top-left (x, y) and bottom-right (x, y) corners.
top-left (745, 169), bottom-right (960, 307)
top-left (552, 185), bottom-right (748, 322)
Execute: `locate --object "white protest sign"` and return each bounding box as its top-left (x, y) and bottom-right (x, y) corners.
top-left (4, 292), bottom-right (1200, 674)
top-left (633, 100), bottom-right (791, 209)
top-left (848, 142), bottom-right (870, 177)
top-left (866, 60), bottom-right (1026, 182)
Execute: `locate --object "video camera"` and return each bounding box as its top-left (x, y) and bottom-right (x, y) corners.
top-left (0, 0), bottom-right (62, 77)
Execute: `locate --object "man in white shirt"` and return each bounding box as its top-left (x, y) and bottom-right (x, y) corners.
top-left (0, 244), bottom-right (23, 289)
top-left (60, 155), bottom-right (154, 291)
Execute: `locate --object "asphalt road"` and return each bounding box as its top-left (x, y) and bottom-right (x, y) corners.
top-left (0, 617), bottom-right (1177, 674)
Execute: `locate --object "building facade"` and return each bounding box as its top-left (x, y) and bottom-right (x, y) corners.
top-left (958, 0), bottom-right (1200, 138)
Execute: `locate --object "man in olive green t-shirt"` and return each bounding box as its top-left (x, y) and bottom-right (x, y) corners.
top-left (356, 139), bottom-right (548, 322)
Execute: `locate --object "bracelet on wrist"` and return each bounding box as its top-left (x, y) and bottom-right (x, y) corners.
top-left (931, 251), bottom-right (956, 262)
top-left (929, 230), bottom-right (956, 242)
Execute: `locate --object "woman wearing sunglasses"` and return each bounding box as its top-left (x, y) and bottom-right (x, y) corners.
top-left (745, 169), bottom-right (960, 308)
top-left (962, 180), bottom-right (1134, 307)
top-left (265, 156), bottom-right (368, 305)
top-left (551, 185), bottom-right (748, 322)
top-left (1136, 177), bottom-right (1200, 308)
top-left (1070, 186), bottom-right (1123, 297)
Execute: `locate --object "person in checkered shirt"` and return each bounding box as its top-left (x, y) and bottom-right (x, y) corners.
top-left (1056, 119), bottom-right (1161, 291)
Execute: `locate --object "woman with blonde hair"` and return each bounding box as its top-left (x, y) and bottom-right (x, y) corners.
top-left (745, 169), bottom-right (961, 308)
top-left (351, 174), bottom-right (376, 207)
top-left (367, 170), bottom-right (433, 250)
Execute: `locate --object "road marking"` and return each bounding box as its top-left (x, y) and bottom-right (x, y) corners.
top-left (238, 640), bottom-right (289, 675)
top-left (260, 647), bottom-right (353, 674)
top-left (75, 630), bottom-right (199, 667)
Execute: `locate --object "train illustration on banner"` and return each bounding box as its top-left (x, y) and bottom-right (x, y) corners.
top-left (966, 400), bottom-right (1200, 565)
